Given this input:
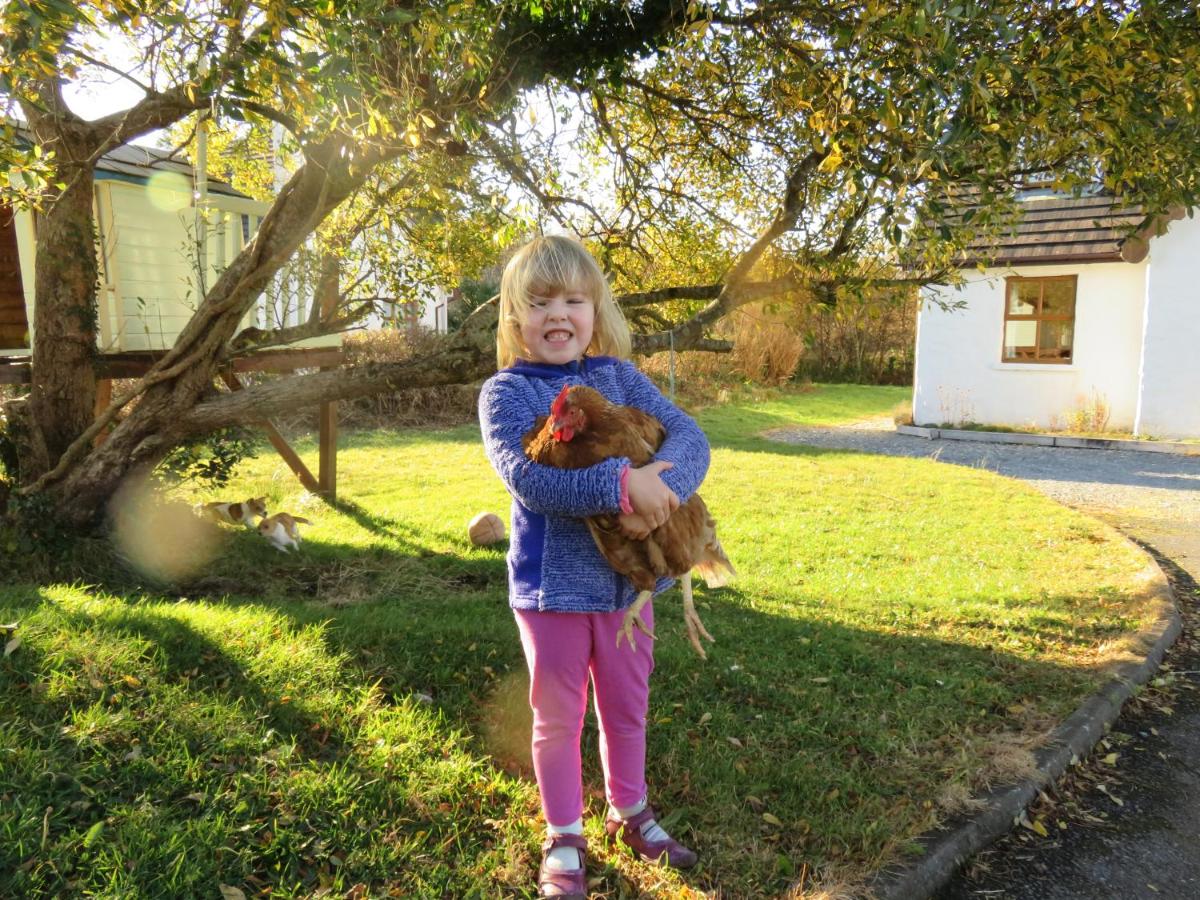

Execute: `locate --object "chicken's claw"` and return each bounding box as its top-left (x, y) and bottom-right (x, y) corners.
top-left (617, 590), bottom-right (656, 651)
top-left (683, 605), bottom-right (715, 659)
top-left (617, 608), bottom-right (656, 651)
top-left (681, 570), bottom-right (715, 659)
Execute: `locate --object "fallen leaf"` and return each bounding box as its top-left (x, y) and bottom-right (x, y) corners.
top-left (219, 886), bottom-right (247, 900)
top-left (810, 677), bottom-right (831, 684)
top-left (745, 795), bottom-right (765, 812)
top-left (4, 636), bottom-right (20, 656)
top-left (726, 736), bottom-right (743, 748)
top-left (762, 812), bottom-right (784, 827)
top-left (698, 712), bottom-right (712, 726)
top-left (1102, 753), bottom-right (1119, 766)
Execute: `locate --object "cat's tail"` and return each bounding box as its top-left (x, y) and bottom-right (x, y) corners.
top-left (292, 516), bottom-right (313, 525)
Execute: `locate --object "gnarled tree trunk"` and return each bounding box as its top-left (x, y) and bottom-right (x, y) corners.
top-left (25, 157), bottom-right (100, 482)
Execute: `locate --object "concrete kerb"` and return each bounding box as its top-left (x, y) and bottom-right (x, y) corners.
top-left (863, 556), bottom-right (1182, 900)
top-left (896, 424), bottom-right (1200, 456)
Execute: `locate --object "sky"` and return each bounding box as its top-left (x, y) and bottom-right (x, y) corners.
top-left (61, 31), bottom-right (164, 147)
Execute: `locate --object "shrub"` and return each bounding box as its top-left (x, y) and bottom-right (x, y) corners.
top-left (337, 329), bottom-right (479, 429)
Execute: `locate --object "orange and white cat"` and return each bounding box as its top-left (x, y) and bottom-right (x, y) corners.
top-left (257, 512), bottom-right (312, 553)
top-left (199, 496), bottom-right (267, 528)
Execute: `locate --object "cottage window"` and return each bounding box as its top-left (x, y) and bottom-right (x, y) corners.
top-left (1002, 275), bottom-right (1076, 363)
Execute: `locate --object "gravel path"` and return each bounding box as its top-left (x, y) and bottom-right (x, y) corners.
top-left (768, 418), bottom-right (1200, 899)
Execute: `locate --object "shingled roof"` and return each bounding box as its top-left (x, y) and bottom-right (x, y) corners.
top-left (956, 190), bottom-right (1151, 267)
top-left (96, 142), bottom-right (252, 200)
top-left (6, 122), bottom-right (253, 201)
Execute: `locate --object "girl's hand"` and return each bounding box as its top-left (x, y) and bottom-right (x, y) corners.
top-left (626, 460), bottom-right (679, 530)
top-left (618, 512), bottom-right (654, 540)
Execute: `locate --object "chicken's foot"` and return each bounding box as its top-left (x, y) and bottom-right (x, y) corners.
top-left (682, 571), bottom-right (715, 659)
top-left (617, 590), bottom-right (656, 651)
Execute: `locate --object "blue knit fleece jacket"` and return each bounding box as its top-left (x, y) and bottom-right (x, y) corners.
top-left (479, 356), bottom-right (711, 613)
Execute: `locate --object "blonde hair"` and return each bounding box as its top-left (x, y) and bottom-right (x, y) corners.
top-left (496, 235), bottom-right (632, 369)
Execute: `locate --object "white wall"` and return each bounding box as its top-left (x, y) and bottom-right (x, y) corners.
top-left (99, 178), bottom-right (197, 351)
top-left (1136, 213), bottom-right (1200, 438)
top-left (914, 261), bottom-right (1147, 431)
top-left (97, 180), bottom-right (274, 352)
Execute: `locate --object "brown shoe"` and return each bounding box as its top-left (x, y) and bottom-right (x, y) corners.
top-left (538, 832), bottom-right (588, 899)
top-left (605, 805), bottom-right (698, 869)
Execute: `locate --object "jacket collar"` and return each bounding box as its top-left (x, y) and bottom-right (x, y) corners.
top-left (503, 356), bottom-right (618, 379)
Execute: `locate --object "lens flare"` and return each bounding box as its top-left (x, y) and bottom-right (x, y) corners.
top-left (111, 478), bottom-right (221, 583)
top-left (481, 670), bottom-right (533, 777)
top-left (144, 171), bottom-right (192, 213)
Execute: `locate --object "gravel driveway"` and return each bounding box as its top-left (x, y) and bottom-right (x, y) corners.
top-left (768, 417), bottom-right (1200, 899)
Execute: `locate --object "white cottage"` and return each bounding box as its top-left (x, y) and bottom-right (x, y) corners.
top-left (912, 191), bottom-right (1199, 438)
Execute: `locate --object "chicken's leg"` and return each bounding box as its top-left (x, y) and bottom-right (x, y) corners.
top-left (617, 590), bottom-right (656, 650)
top-left (681, 571), bottom-right (715, 659)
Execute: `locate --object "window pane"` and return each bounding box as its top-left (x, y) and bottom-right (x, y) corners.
top-left (1004, 320), bottom-right (1038, 359)
top-left (1042, 279), bottom-right (1075, 316)
top-left (1038, 321), bottom-right (1073, 360)
top-left (1007, 281), bottom-right (1038, 315)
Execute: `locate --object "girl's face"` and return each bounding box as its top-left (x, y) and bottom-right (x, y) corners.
top-left (520, 287), bottom-right (595, 365)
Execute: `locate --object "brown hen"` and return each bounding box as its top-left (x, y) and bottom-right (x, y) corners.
top-left (522, 384), bottom-right (734, 657)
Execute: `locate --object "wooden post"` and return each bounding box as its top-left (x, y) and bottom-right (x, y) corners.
top-left (318, 391), bottom-right (337, 501)
top-left (219, 370), bottom-right (321, 495)
top-left (317, 256), bottom-right (338, 501)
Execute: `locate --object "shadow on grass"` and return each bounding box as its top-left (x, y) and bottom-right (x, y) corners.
top-left (0, 586), bottom-right (528, 897)
top-left (326, 495), bottom-right (442, 544)
top-left (0, 555), bottom-right (1133, 898)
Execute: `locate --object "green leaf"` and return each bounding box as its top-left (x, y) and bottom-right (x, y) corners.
top-left (82, 820), bottom-right (104, 848)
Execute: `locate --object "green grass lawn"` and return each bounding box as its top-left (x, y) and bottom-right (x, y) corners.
top-left (0, 384), bottom-right (1158, 897)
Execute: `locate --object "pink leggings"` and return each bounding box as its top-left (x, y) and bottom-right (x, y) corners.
top-left (513, 602), bottom-right (655, 828)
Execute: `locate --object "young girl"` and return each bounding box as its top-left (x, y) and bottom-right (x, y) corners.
top-left (479, 235), bottom-right (710, 897)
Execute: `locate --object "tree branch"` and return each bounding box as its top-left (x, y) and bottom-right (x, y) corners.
top-left (616, 278), bottom-right (801, 308)
top-left (227, 302), bottom-right (378, 357)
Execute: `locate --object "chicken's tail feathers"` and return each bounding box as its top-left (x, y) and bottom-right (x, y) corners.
top-left (694, 540), bottom-right (736, 589)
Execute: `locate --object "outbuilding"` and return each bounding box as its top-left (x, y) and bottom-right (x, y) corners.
top-left (912, 191), bottom-right (1198, 438)
top-left (1, 141), bottom-right (275, 356)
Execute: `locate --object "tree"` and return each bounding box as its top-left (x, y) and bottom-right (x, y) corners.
top-left (2, 0), bottom-right (1198, 530)
top-left (0, 0), bottom-right (697, 526)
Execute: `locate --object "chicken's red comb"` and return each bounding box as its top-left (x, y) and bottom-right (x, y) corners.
top-left (550, 384), bottom-right (571, 417)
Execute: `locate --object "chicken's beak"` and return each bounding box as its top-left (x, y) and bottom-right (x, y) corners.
top-left (550, 418), bottom-right (575, 442)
